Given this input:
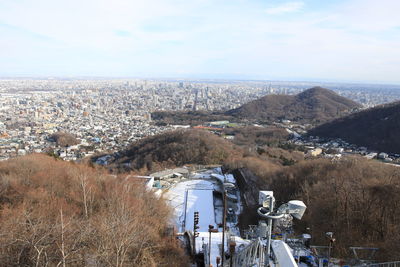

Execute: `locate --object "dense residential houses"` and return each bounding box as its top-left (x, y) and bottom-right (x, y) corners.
top-left (290, 135), bottom-right (400, 163)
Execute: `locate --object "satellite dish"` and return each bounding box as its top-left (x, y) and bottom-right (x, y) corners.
top-left (287, 200), bottom-right (307, 220)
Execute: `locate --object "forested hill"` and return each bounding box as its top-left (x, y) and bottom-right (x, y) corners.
top-left (103, 129), bottom-right (244, 172)
top-left (225, 87), bottom-right (361, 124)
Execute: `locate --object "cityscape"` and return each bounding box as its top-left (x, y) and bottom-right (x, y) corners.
top-left (1, 78), bottom-right (400, 162)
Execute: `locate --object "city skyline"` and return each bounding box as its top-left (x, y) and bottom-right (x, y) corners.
top-left (1, 0), bottom-right (400, 84)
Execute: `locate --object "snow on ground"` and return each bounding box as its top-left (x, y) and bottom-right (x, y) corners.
top-left (210, 173), bottom-right (236, 185)
top-left (185, 189), bottom-right (215, 232)
top-left (163, 179), bottom-right (215, 232)
top-left (224, 174), bottom-right (236, 184)
top-left (211, 173), bottom-right (224, 183)
top-left (214, 167), bottom-right (223, 175)
top-left (192, 172), bottom-right (212, 179)
top-left (192, 167), bottom-right (224, 179)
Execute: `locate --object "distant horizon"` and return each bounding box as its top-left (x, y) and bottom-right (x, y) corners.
top-left (1, 74), bottom-right (400, 87)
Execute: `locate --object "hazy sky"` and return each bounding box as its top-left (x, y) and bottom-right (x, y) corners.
top-left (0, 0), bottom-right (399, 83)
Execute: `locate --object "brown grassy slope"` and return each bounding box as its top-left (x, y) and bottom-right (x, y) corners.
top-left (226, 87), bottom-right (361, 124)
top-left (0, 154), bottom-right (188, 267)
top-left (309, 101), bottom-right (400, 153)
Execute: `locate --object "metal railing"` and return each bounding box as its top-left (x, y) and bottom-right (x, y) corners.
top-left (227, 238), bottom-right (264, 267)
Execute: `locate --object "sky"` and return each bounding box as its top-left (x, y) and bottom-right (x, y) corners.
top-left (0, 0), bottom-right (399, 84)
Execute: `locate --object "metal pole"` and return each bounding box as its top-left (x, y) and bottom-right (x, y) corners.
top-left (326, 232), bottom-right (334, 267)
top-left (265, 196), bottom-right (275, 266)
top-left (222, 189), bottom-right (227, 266)
top-left (229, 240), bottom-right (236, 267)
top-left (193, 224), bottom-right (196, 257)
top-left (327, 243), bottom-right (331, 266)
top-left (209, 230), bottom-right (212, 266)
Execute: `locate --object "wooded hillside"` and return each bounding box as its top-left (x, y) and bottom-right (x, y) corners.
top-left (309, 101), bottom-right (400, 153)
top-left (0, 154), bottom-right (187, 266)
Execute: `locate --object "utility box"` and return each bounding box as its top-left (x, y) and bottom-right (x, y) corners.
top-left (259, 191), bottom-right (274, 207)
